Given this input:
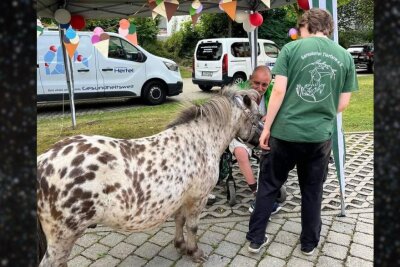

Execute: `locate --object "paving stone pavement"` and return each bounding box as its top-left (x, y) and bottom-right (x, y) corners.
top-left (67, 133), bottom-right (373, 266)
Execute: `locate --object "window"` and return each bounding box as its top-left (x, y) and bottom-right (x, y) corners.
top-left (347, 47), bottom-right (365, 53)
top-left (108, 37), bottom-right (142, 62)
top-left (108, 36), bottom-right (126, 60)
top-left (196, 43), bottom-right (223, 61)
top-left (231, 42), bottom-right (260, 58)
top-left (264, 43), bottom-right (279, 58)
top-left (121, 39), bottom-right (141, 61)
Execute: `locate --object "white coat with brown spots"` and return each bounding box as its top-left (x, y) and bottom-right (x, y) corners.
top-left (37, 87), bottom-right (262, 266)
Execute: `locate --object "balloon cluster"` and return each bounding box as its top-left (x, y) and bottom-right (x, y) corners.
top-left (288, 28), bottom-right (298, 40)
top-left (54, 8), bottom-right (86, 58)
top-left (54, 9), bottom-right (86, 30)
top-left (235, 11), bottom-right (263, 33)
top-left (118, 19), bottom-right (138, 45)
top-left (91, 27), bottom-right (110, 58)
top-left (37, 19), bottom-right (44, 37)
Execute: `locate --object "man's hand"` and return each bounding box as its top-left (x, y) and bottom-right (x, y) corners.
top-left (259, 128), bottom-right (271, 150)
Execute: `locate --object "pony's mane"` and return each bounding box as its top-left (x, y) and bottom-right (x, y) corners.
top-left (167, 86), bottom-right (242, 128)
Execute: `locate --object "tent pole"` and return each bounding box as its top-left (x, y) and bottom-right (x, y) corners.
top-left (330, 0), bottom-right (346, 217)
top-left (58, 27), bottom-right (77, 129)
top-left (248, 11), bottom-right (258, 71)
top-left (312, 0), bottom-right (346, 216)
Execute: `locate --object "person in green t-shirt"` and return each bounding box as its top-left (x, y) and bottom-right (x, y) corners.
top-left (246, 8), bottom-right (359, 255)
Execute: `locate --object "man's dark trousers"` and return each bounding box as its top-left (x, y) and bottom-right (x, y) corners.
top-left (246, 137), bottom-right (332, 249)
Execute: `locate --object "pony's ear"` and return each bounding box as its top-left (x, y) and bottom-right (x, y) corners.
top-left (243, 95), bottom-right (252, 108)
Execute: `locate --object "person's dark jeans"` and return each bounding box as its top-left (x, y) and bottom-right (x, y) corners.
top-left (246, 137), bottom-right (332, 249)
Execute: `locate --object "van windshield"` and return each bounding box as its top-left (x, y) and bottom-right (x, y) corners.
top-left (196, 43), bottom-right (223, 61)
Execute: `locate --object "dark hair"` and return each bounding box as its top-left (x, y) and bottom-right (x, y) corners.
top-left (298, 8), bottom-right (334, 36)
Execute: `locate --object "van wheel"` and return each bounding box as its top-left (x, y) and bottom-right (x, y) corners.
top-left (142, 81), bottom-right (166, 105)
top-left (232, 73), bottom-right (246, 85)
top-left (199, 84), bottom-right (212, 91)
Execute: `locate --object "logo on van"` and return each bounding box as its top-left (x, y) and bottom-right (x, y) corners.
top-left (43, 45), bottom-right (89, 75)
top-left (114, 67), bottom-right (135, 73)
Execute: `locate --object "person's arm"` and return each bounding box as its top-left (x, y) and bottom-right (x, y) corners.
top-left (259, 75), bottom-right (287, 150)
top-left (337, 92), bottom-right (352, 113)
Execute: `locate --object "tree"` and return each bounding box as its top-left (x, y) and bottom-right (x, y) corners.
top-left (338, 0), bottom-right (373, 47)
top-left (258, 7), bottom-right (297, 48)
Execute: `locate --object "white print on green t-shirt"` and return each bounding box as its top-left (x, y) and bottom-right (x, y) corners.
top-left (296, 60), bottom-right (337, 103)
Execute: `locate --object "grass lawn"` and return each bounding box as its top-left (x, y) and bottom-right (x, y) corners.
top-left (180, 67), bottom-right (192, 78)
top-left (37, 74), bottom-right (373, 154)
top-left (37, 102), bottom-right (185, 155)
top-left (342, 74), bottom-right (373, 132)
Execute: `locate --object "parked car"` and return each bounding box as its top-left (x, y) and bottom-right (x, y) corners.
top-left (37, 30), bottom-right (183, 105)
top-left (347, 43), bottom-right (374, 73)
top-left (192, 38), bottom-right (280, 91)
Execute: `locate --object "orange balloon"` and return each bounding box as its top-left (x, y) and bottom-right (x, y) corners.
top-left (119, 19), bottom-right (130, 30)
top-left (290, 33), bottom-right (298, 40)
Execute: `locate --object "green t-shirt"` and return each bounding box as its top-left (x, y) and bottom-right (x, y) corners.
top-left (271, 37), bottom-right (359, 142)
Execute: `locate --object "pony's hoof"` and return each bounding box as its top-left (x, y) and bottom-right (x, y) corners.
top-left (190, 248), bottom-right (208, 263)
top-left (174, 239), bottom-right (186, 254)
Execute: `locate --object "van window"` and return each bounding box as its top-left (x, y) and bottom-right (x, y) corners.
top-left (108, 36), bottom-right (142, 62)
top-left (231, 42), bottom-right (260, 57)
top-left (109, 36), bottom-right (126, 60)
top-left (347, 46), bottom-right (365, 53)
top-left (196, 43), bottom-right (223, 61)
top-left (264, 43), bottom-right (279, 58)
top-left (121, 39), bottom-right (141, 61)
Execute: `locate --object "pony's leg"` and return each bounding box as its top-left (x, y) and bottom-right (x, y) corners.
top-left (174, 207), bottom-right (186, 253)
top-left (38, 237), bottom-right (78, 267)
top-left (184, 198), bottom-right (208, 262)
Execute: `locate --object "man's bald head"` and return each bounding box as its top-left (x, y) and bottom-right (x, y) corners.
top-left (252, 65), bottom-right (272, 81)
top-left (249, 66), bottom-right (272, 97)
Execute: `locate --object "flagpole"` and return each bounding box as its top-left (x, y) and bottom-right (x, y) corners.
top-left (59, 27), bottom-right (77, 129)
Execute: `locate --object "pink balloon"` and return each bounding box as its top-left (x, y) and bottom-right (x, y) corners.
top-left (118, 27), bottom-right (129, 37)
top-left (93, 27), bottom-right (104, 36)
top-left (288, 28), bottom-right (297, 36)
top-left (91, 35), bottom-right (100, 44)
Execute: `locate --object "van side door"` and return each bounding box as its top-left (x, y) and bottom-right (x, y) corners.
top-left (37, 32), bottom-right (99, 101)
top-left (96, 36), bottom-right (147, 98)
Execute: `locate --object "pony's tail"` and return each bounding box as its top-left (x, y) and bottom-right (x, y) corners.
top-left (37, 216), bottom-right (47, 265)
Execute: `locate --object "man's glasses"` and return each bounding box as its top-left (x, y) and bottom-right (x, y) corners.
top-left (252, 81), bottom-right (269, 87)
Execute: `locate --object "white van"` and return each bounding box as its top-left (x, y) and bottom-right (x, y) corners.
top-left (37, 30), bottom-right (183, 105)
top-left (192, 38), bottom-right (280, 91)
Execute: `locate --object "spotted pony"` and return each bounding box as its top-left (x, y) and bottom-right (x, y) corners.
top-left (37, 87), bottom-right (263, 266)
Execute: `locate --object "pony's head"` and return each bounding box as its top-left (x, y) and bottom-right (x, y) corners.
top-left (231, 88), bottom-right (263, 147)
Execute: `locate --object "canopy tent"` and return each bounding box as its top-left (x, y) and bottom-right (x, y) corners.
top-left (37, 0), bottom-right (346, 216)
top-left (37, 0), bottom-right (297, 18)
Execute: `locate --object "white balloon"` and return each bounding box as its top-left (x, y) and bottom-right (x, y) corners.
top-left (243, 17), bottom-right (256, 32)
top-left (235, 11), bottom-right (247, 23)
top-left (54, 9), bottom-right (71, 24)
